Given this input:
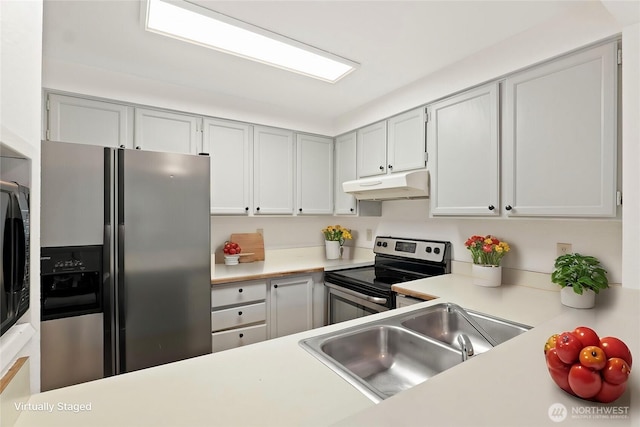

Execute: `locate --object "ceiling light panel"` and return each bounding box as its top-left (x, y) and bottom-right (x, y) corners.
top-left (143, 0), bottom-right (358, 83)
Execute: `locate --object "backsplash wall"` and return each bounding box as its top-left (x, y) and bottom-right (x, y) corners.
top-left (212, 199), bottom-right (623, 284)
top-left (377, 200), bottom-right (623, 284)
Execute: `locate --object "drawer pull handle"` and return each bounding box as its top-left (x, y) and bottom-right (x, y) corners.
top-left (239, 333), bottom-right (244, 338)
top-left (238, 288), bottom-right (243, 293)
top-left (274, 284), bottom-right (278, 289)
top-left (238, 311), bottom-right (243, 316)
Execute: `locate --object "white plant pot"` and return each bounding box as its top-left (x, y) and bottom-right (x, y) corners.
top-left (325, 240), bottom-right (342, 260)
top-left (472, 264), bottom-right (502, 287)
top-left (560, 286), bottom-right (596, 309)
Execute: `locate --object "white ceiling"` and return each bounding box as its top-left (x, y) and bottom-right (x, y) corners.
top-left (43, 1), bottom-right (591, 126)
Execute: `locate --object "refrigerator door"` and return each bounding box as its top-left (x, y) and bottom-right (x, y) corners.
top-left (116, 149), bottom-right (211, 373)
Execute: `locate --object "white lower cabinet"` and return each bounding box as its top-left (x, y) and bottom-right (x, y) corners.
top-left (269, 275), bottom-right (314, 339)
top-left (211, 302), bottom-right (266, 331)
top-left (211, 280), bottom-right (267, 353)
top-left (211, 274), bottom-right (321, 350)
top-left (212, 324), bottom-right (267, 353)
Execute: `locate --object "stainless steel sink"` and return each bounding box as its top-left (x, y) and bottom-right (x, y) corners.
top-left (401, 303), bottom-right (531, 354)
top-left (300, 303), bottom-right (531, 403)
top-left (316, 325), bottom-right (462, 402)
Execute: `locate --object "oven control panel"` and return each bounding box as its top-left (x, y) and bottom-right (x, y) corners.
top-left (374, 236), bottom-right (450, 263)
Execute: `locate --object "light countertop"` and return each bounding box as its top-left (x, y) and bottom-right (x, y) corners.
top-left (211, 246), bottom-right (375, 284)
top-left (13, 273), bottom-right (640, 427)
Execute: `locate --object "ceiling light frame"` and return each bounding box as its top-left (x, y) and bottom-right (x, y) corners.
top-left (142, 0), bottom-right (358, 83)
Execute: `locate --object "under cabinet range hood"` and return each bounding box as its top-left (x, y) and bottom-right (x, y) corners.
top-left (342, 170), bottom-right (429, 200)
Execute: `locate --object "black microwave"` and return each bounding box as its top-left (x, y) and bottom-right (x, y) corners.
top-left (1, 180), bottom-right (30, 336)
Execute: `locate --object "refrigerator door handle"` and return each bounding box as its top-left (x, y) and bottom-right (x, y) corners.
top-left (103, 147), bottom-right (116, 377)
top-left (115, 148), bottom-right (127, 374)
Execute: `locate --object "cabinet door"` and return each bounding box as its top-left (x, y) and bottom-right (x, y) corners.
top-left (334, 132), bottom-right (358, 215)
top-left (429, 83), bottom-right (500, 216)
top-left (357, 121), bottom-right (387, 177)
top-left (296, 134), bottom-right (333, 215)
top-left (253, 126), bottom-right (294, 214)
top-left (387, 107), bottom-right (426, 173)
top-left (269, 276), bottom-right (313, 339)
top-left (47, 93), bottom-right (133, 148)
top-left (504, 42), bottom-right (617, 217)
top-left (134, 108), bottom-right (200, 154)
top-left (203, 119), bottom-right (251, 215)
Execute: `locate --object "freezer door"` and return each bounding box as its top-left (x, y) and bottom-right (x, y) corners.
top-left (117, 149), bottom-right (211, 373)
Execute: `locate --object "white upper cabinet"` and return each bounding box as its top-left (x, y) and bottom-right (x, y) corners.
top-left (253, 126), bottom-right (294, 214)
top-left (334, 132), bottom-right (358, 215)
top-left (296, 134), bottom-right (334, 215)
top-left (203, 118), bottom-right (252, 215)
top-left (387, 107), bottom-right (427, 173)
top-left (357, 121), bottom-right (388, 177)
top-left (134, 108), bottom-right (201, 154)
top-left (503, 42), bottom-right (618, 217)
top-left (357, 108), bottom-right (426, 178)
top-left (429, 83), bottom-right (500, 216)
top-left (46, 93), bottom-right (133, 148)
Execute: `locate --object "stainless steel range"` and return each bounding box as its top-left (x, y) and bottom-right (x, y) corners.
top-left (325, 236), bottom-right (451, 324)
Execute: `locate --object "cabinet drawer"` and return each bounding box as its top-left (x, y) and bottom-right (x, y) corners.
top-left (212, 324), bottom-right (267, 353)
top-left (211, 282), bottom-right (266, 309)
top-left (211, 302), bottom-right (266, 331)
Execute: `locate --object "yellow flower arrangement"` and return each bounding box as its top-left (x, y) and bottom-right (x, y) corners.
top-left (322, 225), bottom-right (352, 245)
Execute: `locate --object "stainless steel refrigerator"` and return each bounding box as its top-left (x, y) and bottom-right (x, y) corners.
top-left (41, 141), bottom-right (211, 388)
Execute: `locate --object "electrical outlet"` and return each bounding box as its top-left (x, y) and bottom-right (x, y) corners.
top-left (366, 229), bottom-right (373, 241)
top-left (256, 228), bottom-right (263, 236)
top-left (557, 243), bottom-right (572, 257)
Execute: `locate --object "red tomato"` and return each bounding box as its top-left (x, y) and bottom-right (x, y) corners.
top-left (231, 242), bottom-right (238, 249)
top-left (578, 346), bottom-right (607, 370)
top-left (573, 326), bottom-right (600, 347)
top-left (568, 364), bottom-right (602, 399)
top-left (546, 348), bottom-right (574, 394)
top-left (228, 248), bottom-right (237, 255)
top-left (548, 366), bottom-right (574, 395)
top-left (594, 380), bottom-right (627, 403)
top-left (546, 348), bottom-right (571, 370)
top-left (600, 337), bottom-right (633, 367)
top-left (602, 358), bottom-right (631, 385)
top-left (556, 332), bottom-right (583, 364)
top-left (236, 247), bottom-right (241, 254)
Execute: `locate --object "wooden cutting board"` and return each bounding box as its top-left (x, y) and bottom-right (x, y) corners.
top-left (230, 233), bottom-right (265, 263)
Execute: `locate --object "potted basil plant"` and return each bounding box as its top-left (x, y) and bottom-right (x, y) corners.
top-left (551, 253), bottom-right (609, 309)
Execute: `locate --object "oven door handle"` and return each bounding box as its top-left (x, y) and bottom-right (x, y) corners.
top-left (325, 282), bottom-right (388, 305)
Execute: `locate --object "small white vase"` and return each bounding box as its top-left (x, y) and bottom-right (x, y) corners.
top-left (325, 240), bottom-right (342, 260)
top-left (560, 286), bottom-right (595, 309)
top-left (472, 264), bottom-right (502, 287)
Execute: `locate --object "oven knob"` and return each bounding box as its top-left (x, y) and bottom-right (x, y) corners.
top-left (382, 242), bottom-right (388, 247)
top-left (425, 247), bottom-right (432, 253)
top-left (376, 241), bottom-right (382, 247)
top-left (434, 247), bottom-right (441, 255)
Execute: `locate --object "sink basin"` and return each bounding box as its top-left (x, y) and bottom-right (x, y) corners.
top-left (401, 303), bottom-right (531, 354)
top-left (317, 325), bottom-right (462, 401)
top-left (300, 302), bottom-right (531, 402)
